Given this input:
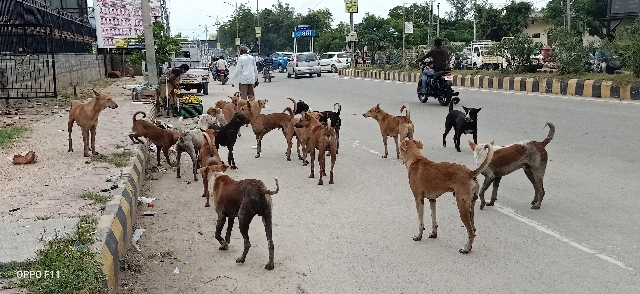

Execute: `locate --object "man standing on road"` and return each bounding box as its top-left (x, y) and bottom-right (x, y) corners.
top-left (165, 64), bottom-right (189, 116)
top-left (415, 38), bottom-right (448, 94)
top-left (231, 46), bottom-right (259, 100)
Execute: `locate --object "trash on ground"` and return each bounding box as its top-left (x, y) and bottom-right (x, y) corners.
top-left (12, 151), bottom-right (38, 164)
top-left (147, 203), bottom-right (154, 208)
top-left (76, 243), bottom-right (90, 250)
top-left (132, 228), bottom-right (145, 251)
top-left (138, 197), bottom-right (156, 204)
top-left (119, 280), bottom-right (129, 286)
top-left (173, 267), bottom-right (180, 274)
top-left (9, 208), bottom-right (20, 213)
top-left (142, 211), bottom-right (155, 216)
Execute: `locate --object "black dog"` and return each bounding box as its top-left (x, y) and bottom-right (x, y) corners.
top-left (212, 113), bottom-right (250, 169)
top-left (314, 103), bottom-right (342, 153)
top-left (295, 100), bottom-right (310, 115)
top-left (443, 106), bottom-right (481, 152)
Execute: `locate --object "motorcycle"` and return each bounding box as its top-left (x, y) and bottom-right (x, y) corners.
top-left (262, 66), bottom-right (274, 82)
top-left (213, 67), bottom-right (229, 85)
top-left (417, 63), bottom-right (460, 106)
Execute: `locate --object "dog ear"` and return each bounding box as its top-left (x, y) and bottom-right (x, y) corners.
top-left (468, 140), bottom-right (477, 150)
top-left (415, 140), bottom-right (424, 149)
top-left (92, 89), bottom-right (100, 97)
top-left (476, 108), bottom-right (482, 113)
top-left (375, 103), bottom-right (380, 110)
top-left (462, 106), bottom-right (468, 111)
top-left (400, 141), bottom-right (407, 152)
top-left (489, 140), bottom-right (494, 145)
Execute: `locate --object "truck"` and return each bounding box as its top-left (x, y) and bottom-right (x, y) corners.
top-left (470, 40), bottom-right (508, 70)
top-left (171, 42), bottom-right (209, 95)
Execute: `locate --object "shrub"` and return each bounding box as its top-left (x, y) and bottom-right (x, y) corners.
top-left (548, 27), bottom-right (589, 75)
top-left (486, 34), bottom-right (543, 73)
top-left (619, 16), bottom-right (640, 77)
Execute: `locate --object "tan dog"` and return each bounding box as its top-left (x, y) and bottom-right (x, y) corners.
top-left (363, 104), bottom-right (415, 159)
top-left (399, 139), bottom-right (494, 254)
top-left (68, 87), bottom-right (119, 157)
top-left (237, 99), bottom-right (268, 122)
top-left (129, 111), bottom-right (179, 166)
top-left (469, 122), bottom-right (555, 210)
top-left (290, 111), bottom-right (322, 165)
top-left (201, 164), bottom-right (279, 270)
top-left (239, 99), bottom-right (295, 159)
top-left (199, 129), bottom-right (222, 206)
top-left (294, 113), bottom-right (337, 185)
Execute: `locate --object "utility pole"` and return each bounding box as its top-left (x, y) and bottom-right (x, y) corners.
top-left (350, 12), bottom-right (354, 68)
top-left (257, 0), bottom-right (260, 55)
top-left (473, 0), bottom-right (477, 41)
top-left (437, 2), bottom-right (440, 37)
top-left (566, 0), bottom-right (571, 31)
top-left (141, 0), bottom-right (158, 86)
top-left (402, 3), bottom-right (405, 66)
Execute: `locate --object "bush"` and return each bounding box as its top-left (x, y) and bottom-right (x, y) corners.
top-left (548, 27), bottom-right (589, 75)
top-left (486, 34), bottom-right (542, 73)
top-left (620, 16), bottom-right (640, 77)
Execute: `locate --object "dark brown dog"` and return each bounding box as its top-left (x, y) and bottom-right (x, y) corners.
top-left (200, 129), bottom-right (222, 207)
top-left (469, 122), bottom-right (555, 210)
top-left (129, 111), bottom-right (179, 166)
top-left (68, 88), bottom-right (119, 157)
top-left (294, 113), bottom-right (337, 185)
top-left (239, 98), bottom-right (296, 160)
top-left (201, 164), bottom-right (279, 270)
top-left (363, 103), bottom-right (415, 159)
top-left (400, 139), bottom-right (494, 254)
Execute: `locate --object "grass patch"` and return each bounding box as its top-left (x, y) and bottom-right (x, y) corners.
top-left (80, 192), bottom-right (111, 205)
top-left (91, 151), bottom-right (133, 168)
top-left (1, 215), bottom-right (105, 293)
top-left (115, 144), bottom-right (125, 149)
top-left (35, 215), bottom-right (51, 221)
top-left (0, 126), bottom-right (28, 147)
top-left (119, 255), bottom-right (142, 273)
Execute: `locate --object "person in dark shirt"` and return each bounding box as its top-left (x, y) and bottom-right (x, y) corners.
top-left (263, 56), bottom-right (274, 73)
top-left (415, 38), bottom-right (448, 94)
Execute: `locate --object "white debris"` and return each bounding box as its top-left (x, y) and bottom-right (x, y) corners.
top-left (138, 197), bottom-right (156, 204)
top-left (132, 228), bottom-right (145, 251)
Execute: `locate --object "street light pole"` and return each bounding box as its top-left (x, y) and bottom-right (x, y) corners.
top-left (141, 0), bottom-right (158, 86)
top-left (257, 0), bottom-right (260, 55)
top-left (473, 0), bottom-right (477, 41)
top-left (437, 2), bottom-right (440, 37)
top-left (402, 3), bottom-right (405, 66)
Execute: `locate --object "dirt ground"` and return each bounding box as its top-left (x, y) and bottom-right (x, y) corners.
top-left (0, 76), bottom-right (152, 223)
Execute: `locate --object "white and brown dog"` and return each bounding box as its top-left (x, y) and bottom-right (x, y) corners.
top-left (469, 122), bottom-right (555, 210)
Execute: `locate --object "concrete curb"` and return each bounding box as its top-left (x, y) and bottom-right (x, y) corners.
top-left (91, 108), bottom-right (154, 294)
top-left (338, 69), bottom-right (640, 100)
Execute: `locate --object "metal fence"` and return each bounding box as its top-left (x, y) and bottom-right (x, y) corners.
top-left (0, 24), bottom-right (57, 99)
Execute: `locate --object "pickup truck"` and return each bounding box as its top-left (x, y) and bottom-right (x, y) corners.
top-left (179, 67), bottom-right (210, 95)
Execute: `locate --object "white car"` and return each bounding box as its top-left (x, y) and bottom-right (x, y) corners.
top-left (319, 52), bottom-right (350, 73)
top-left (286, 52), bottom-right (321, 79)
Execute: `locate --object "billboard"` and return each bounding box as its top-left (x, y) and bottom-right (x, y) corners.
top-left (609, 0), bottom-right (640, 15)
top-left (94, 0), bottom-right (162, 48)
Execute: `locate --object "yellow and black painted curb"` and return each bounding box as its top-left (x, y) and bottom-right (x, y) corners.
top-left (338, 69), bottom-right (640, 100)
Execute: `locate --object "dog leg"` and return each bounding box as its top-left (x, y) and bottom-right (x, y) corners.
top-left (454, 132), bottom-right (462, 152)
top-left (255, 134), bottom-right (262, 158)
top-left (163, 147), bottom-right (172, 167)
top-left (329, 146), bottom-right (336, 184)
top-left (473, 132), bottom-right (478, 144)
top-left (263, 215), bottom-right (275, 270)
top-left (412, 198), bottom-right (425, 241)
top-left (479, 177), bottom-right (494, 209)
top-left (228, 146), bottom-right (237, 169)
top-left (318, 146), bottom-right (325, 185)
top-left (382, 135), bottom-right (389, 158)
top-left (285, 131), bottom-right (293, 162)
top-left (309, 148), bottom-right (316, 179)
top-left (525, 167), bottom-right (546, 209)
top-left (215, 216), bottom-right (229, 250)
top-left (336, 130), bottom-right (340, 154)
top-left (176, 146), bottom-right (182, 179)
top-left (428, 199), bottom-right (438, 238)
top-left (202, 168), bottom-right (211, 207)
top-left (67, 119), bottom-right (74, 152)
top-left (456, 194), bottom-right (475, 254)
top-left (187, 146), bottom-right (198, 181)
top-left (90, 126), bottom-right (98, 155)
top-left (82, 129), bottom-right (90, 157)
top-left (487, 176), bottom-right (502, 207)
top-left (443, 125), bottom-right (452, 147)
top-left (393, 135), bottom-right (400, 159)
top-left (236, 213), bottom-right (253, 264)
top-left (225, 217), bottom-right (235, 246)
top-left (156, 147), bottom-right (162, 167)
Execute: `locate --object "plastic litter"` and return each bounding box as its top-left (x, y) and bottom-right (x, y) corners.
top-left (138, 197), bottom-right (156, 204)
top-left (132, 228), bottom-right (145, 251)
top-left (9, 208), bottom-right (20, 213)
top-left (147, 203), bottom-right (154, 208)
top-left (76, 243), bottom-right (90, 250)
top-left (173, 267), bottom-right (180, 274)
top-left (119, 280), bottom-right (129, 286)
top-left (142, 211), bottom-right (155, 216)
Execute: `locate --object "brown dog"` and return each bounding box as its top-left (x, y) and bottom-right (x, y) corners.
top-left (294, 113), bottom-right (337, 185)
top-left (129, 111), bottom-right (179, 166)
top-left (239, 99), bottom-right (295, 160)
top-left (237, 99), bottom-right (268, 122)
top-left (201, 164), bottom-right (279, 270)
top-left (68, 87), bottom-right (119, 157)
top-left (200, 129), bottom-right (223, 207)
top-left (469, 122), bottom-right (555, 210)
top-left (399, 139), bottom-right (494, 254)
top-left (363, 104), bottom-right (415, 159)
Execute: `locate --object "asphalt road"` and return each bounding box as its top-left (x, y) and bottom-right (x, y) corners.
top-left (126, 70), bottom-right (640, 293)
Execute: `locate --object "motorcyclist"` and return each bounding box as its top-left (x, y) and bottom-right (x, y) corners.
top-left (216, 56), bottom-right (228, 73)
top-left (415, 38), bottom-right (448, 94)
top-left (263, 55), bottom-right (274, 74)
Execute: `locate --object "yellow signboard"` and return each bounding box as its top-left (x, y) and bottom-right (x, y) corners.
top-left (255, 27), bottom-right (262, 37)
top-left (235, 38), bottom-right (240, 45)
top-left (344, 0), bottom-right (358, 13)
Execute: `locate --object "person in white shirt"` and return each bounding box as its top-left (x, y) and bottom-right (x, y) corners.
top-left (230, 46), bottom-right (259, 101)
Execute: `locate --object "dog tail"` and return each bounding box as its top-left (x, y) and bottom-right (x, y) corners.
top-left (541, 122), bottom-right (555, 146)
top-left (470, 143), bottom-right (494, 178)
top-left (334, 103), bottom-right (341, 115)
top-left (287, 97), bottom-right (297, 114)
top-left (133, 111), bottom-right (146, 123)
top-left (400, 104), bottom-right (410, 121)
top-left (449, 99), bottom-right (454, 112)
top-left (72, 84), bottom-right (78, 100)
top-left (266, 177), bottom-right (279, 195)
top-left (202, 131), bottom-right (215, 156)
top-left (283, 107), bottom-right (294, 118)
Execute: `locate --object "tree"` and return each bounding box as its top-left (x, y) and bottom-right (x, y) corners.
top-left (356, 13), bottom-right (395, 63)
top-left (127, 22), bottom-right (181, 70)
top-left (486, 34), bottom-right (542, 73)
top-left (502, 1), bottom-right (533, 36)
top-left (446, 0), bottom-right (471, 20)
top-left (294, 9), bottom-right (334, 52)
top-left (315, 23), bottom-right (349, 54)
top-left (543, 0), bottom-right (607, 38)
top-left (388, 4), bottom-right (433, 47)
top-left (474, 1), bottom-right (532, 41)
top-left (620, 17), bottom-right (640, 77)
top-left (547, 27), bottom-right (588, 75)
top-left (440, 19), bottom-right (474, 43)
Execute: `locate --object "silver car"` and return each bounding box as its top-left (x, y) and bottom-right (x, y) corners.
top-left (287, 52), bottom-right (321, 79)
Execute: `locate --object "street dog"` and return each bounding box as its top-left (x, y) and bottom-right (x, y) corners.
top-left (214, 113), bottom-right (250, 169)
top-left (294, 99), bottom-right (310, 114)
top-left (240, 98), bottom-right (296, 160)
top-left (129, 111), bottom-right (179, 167)
top-left (468, 122), bottom-right (555, 210)
top-left (400, 139), bottom-right (494, 254)
top-left (200, 129), bottom-right (222, 205)
top-left (363, 103), bottom-right (414, 159)
top-left (314, 103), bottom-right (342, 154)
top-left (294, 113), bottom-right (338, 185)
top-left (444, 106), bottom-right (481, 152)
top-left (200, 164), bottom-right (279, 270)
top-left (67, 87), bottom-right (119, 157)
top-left (175, 113), bottom-right (216, 181)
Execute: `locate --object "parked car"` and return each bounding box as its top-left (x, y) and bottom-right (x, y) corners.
top-left (286, 52), bottom-right (321, 79)
top-left (180, 66), bottom-right (210, 95)
top-left (272, 52), bottom-right (293, 71)
top-left (319, 52), bottom-right (350, 73)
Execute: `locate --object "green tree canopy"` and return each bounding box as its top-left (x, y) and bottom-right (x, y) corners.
top-left (128, 22), bottom-right (181, 70)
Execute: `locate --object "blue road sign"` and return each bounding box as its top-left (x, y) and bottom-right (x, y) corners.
top-left (295, 25), bottom-right (312, 31)
top-left (293, 30), bottom-right (316, 37)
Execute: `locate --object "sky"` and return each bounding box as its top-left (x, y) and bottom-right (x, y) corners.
top-left (161, 0), bottom-right (550, 39)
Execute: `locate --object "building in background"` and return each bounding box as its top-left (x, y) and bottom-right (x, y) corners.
top-left (93, 0), bottom-right (162, 49)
